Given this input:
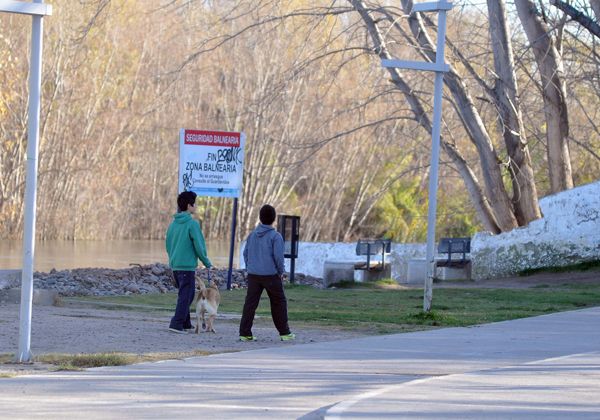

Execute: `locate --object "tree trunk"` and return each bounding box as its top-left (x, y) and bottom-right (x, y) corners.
top-left (515, 0), bottom-right (574, 193)
top-left (487, 0), bottom-right (541, 224)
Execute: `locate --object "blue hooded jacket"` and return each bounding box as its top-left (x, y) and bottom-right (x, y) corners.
top-left (243, 224), bottom-right (285, 276)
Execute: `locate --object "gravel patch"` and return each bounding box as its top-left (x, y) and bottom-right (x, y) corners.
top-left (8, 264), bottom-right (324, 297)
top-left (0, 301), bottom-right (368, 375)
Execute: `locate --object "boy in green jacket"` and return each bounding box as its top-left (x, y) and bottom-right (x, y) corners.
top-left (166, 191), bottom-right (212, 333)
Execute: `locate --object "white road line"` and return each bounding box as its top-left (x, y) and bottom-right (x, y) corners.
top-left (325, 376), bottom-right (439, 420)
top-left (526, 351), bottom-right (600, 364)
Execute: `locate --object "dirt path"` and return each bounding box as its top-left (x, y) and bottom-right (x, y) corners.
top-left (0, 301), bottom-right (368, 375)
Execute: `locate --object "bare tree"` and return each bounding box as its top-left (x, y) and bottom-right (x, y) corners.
top-left (487, 0), bottom-right (540, 224)
top-left (349, 0), bottom-right (506, 232)
top-left (2, 0), bottom-right (598, 243)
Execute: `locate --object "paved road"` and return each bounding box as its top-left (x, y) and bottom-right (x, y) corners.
top-left (1, 307), bottom-right (599, 419)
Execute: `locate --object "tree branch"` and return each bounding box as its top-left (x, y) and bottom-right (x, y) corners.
top-left (550, 0), bottom-right (600, 39)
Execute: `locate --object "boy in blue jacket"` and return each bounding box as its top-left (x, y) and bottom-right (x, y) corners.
top-left (166, 191), bottom-right (212, 334)
top-left (239, 204), bottom-right (294, 341)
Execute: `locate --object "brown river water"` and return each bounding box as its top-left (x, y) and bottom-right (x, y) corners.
top-left (0, 239), bottom-right (237, 272)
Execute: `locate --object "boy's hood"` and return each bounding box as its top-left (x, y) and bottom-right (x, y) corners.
top-left (173, 212), bottom-right (192, 224)
top-left (256, 224), bottom-right (275, 237)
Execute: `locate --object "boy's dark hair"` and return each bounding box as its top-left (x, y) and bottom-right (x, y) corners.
top-left (177, 191), bottom-right (197, 212)
top-left (259, 204), bottom-right (276, 225)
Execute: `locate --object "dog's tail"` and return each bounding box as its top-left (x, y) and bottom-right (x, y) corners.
top-left (194, 276), bottom-right (206, 303)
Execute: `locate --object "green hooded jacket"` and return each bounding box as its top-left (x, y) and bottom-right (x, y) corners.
top-left (165, 212), bottom-right (212, 271)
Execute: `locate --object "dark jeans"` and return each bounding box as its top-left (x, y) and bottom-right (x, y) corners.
top-left (169, 270), bottom-right (195, 330)
top-left (239, 274), bottom-right (290, 336)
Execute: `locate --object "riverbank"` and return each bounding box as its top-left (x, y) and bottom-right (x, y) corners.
top-left (0, 264), bottom-right (324, 297)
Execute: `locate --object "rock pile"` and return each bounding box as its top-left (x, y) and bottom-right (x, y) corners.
top-left (28, 264), bottom-right (323, 297)
top-left (32, 263), bottom-right (176, 296)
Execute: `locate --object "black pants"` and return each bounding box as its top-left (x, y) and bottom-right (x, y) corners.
top-left (239, 274), bottom-right (290, 336)
top-left (169, 270), bottom-right (195, 330)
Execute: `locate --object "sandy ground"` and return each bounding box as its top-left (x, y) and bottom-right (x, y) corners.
top-left (0, 301), bottom-right (368, 374)
top-left (2, 269), bottom-right (599, 375)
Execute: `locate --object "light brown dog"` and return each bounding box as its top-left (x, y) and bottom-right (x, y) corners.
top-left (195, 279), bottom-right (221, 334)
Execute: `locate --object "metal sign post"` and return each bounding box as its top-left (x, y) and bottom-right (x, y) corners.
top-left (381, 0), bottom-right (452, 312)
top-left (226, 198), bottom-right (238, 290)
top-left (0, 0), bottom-right (53, 362)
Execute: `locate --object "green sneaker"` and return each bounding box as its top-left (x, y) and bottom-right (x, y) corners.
top-left (239, 335), bottom-right (257, 342)
top-left (280, 333), bottom-right (295, 341)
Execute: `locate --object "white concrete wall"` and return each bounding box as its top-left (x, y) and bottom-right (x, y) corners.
top-left (240, 241), bottom-right (426, 283)
top-left (472, 180), bottom-right (600, 279)
top-left (240, 180), bottom-right (600, 282)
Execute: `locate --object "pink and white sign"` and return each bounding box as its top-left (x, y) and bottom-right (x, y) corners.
top-left (179, 129), bottom-right (245, 198)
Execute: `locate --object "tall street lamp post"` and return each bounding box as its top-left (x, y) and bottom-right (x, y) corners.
top-left (381, 0), bottom-right (452, 312)
top-left (0, 0), bottom-right (53, 362)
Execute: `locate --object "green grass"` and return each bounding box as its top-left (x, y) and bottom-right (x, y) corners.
top-left (519, 260), bottom-right (600, 276)
top-left (34, 351), bottom-right (214, 370)
top-left (1, 351), bottom-right (217, 373)
top-left (67, 293), bottom-right (175, 312)
top-left (332, 278), bottom-right (399, 289)
top-left (69, 282), bottom-right (600, 334)
top-left (38, 353), bottom-right (134, 370)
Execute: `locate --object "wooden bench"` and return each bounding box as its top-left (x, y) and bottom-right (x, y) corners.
top-left (354, 239), bottom-right (391, 272)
